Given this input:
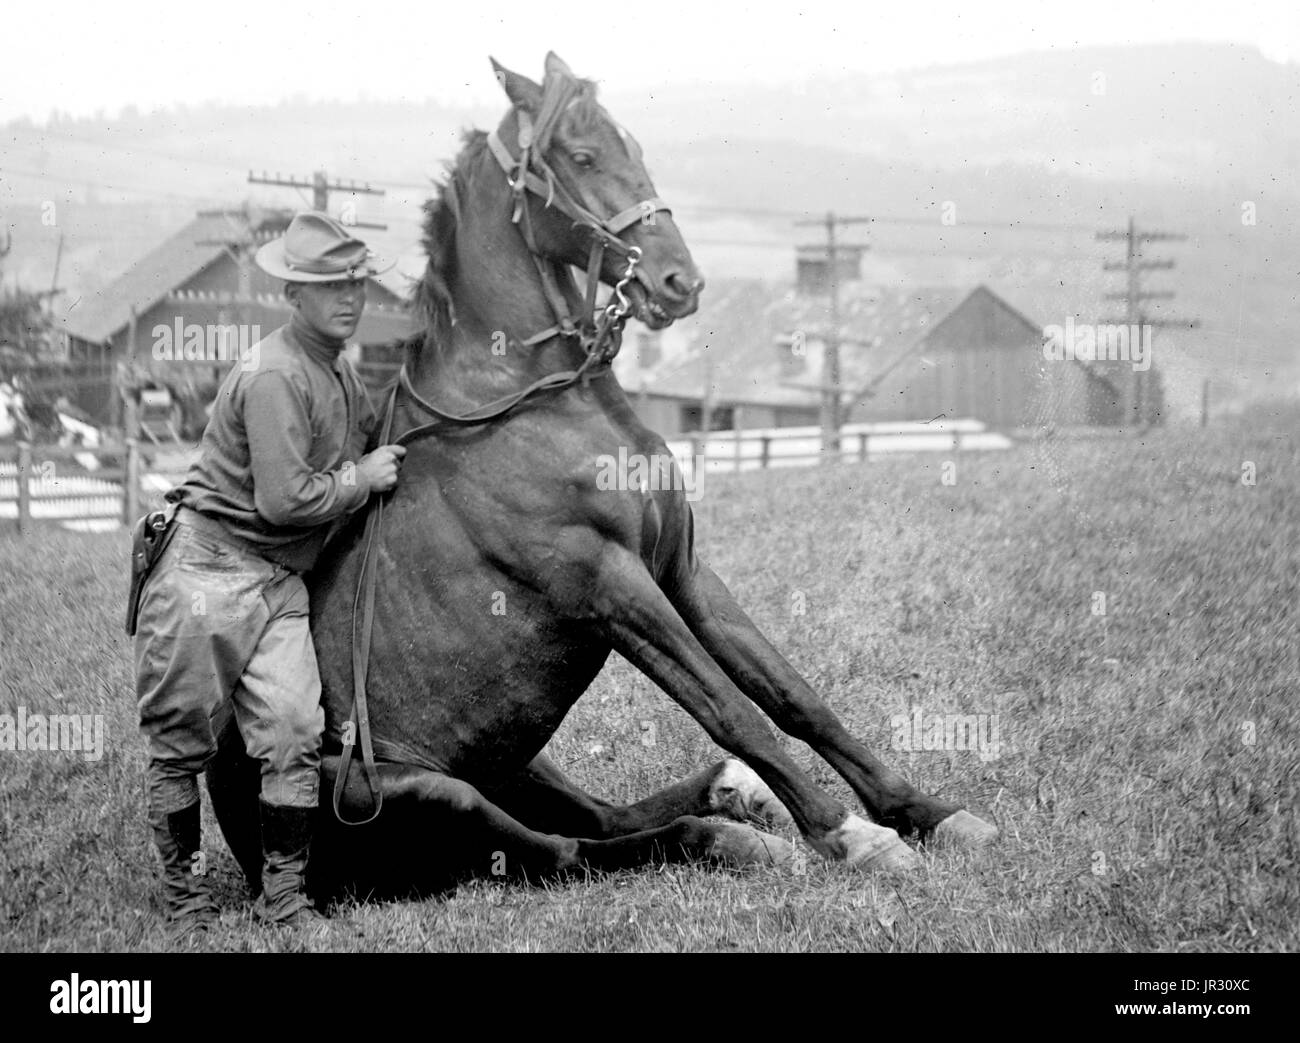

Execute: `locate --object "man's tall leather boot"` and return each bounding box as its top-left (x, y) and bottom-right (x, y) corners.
top-left (149, 801), bottom-right (220, 938)
top-left (251, 798), bottom-right (326, 927)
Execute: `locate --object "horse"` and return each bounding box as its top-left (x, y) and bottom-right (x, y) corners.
top-left (207, 52), bottom-right (997, 902)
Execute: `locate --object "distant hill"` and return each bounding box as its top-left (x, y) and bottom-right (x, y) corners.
top-left (1, 42), bottom-right (1295, 408)
top-left (617, 43), bottom-right (1300, 188)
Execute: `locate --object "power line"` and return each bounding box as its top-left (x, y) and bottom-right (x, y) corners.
top-left (0, 164), bottom-right (222, 205)
top-left (3, 149), bottom-right (1270, 249)
top-left (248, 170), bottom-right (387, 229)
top-left (4, 126), bottom-right (253, 176)
top-left (2, 131), bottom-right (1212, 240)
top-left (10, 124), bottom-right (1291, 244)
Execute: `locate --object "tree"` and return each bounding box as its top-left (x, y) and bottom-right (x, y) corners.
top-left (0, 287), bottom-right (56, 365)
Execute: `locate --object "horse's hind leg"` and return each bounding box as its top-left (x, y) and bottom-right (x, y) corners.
top-left (479, 753), bottom-right (793, 839)
top-left (322, 756), bottom-right (789, 891)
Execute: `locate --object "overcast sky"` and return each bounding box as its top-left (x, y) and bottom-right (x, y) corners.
top-left (4, 0), bottom-right (1297, 122)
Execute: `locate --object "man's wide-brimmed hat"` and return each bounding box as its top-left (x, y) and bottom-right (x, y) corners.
top-left (254, 211), bottom-right (393, 282)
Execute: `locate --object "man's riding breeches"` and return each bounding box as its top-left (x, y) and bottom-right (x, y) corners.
top-left (134, 514), bottom-right (324, 816)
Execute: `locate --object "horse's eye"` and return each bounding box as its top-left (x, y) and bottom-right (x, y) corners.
top-left (571, 151), bottom-right (595, 169)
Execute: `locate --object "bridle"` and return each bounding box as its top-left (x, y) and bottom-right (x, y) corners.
top-left (483, 84), bottom-right (670, 358)
top-left (333, 73), bottom-right (673, 825)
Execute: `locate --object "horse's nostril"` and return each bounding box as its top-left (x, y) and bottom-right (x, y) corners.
top-left (666, 271), bottom-right (705, 298)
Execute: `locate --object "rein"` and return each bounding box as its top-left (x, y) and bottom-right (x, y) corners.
top-left (332, 78), bottom-right (670, 825)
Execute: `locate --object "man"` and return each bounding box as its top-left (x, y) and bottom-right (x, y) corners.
top-left (134, 212), bottom-right (406, 935)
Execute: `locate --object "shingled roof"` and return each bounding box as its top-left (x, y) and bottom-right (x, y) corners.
top-left (60, 212), bottom-right (265, 345)
top-left (617, 280), bottom-right (975, 406)
top-left (60, 210), bottom-right (415, 346)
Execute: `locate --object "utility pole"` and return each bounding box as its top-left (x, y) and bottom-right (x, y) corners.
top-left (33, 233), bottom-right (66, 376)
top-left (197, 211), bottom-right (259, 300)
top-left (123, 305), bottom-right (141, 523)
top-left (701, 352), bottom-right (715, 436)
top-left (34, 233), bottom-right (64, 314)
top-left (793, 212), bottom-right (871, 462)
top-left (1096, 217), bottom-right (1196, 427)
top-left (823, 213), bottom-right (842, 460)
top-left (248, 170), bottom-right (388, 230)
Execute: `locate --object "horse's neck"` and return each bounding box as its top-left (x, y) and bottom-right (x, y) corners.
top-left (408, 162), bottom-right (587, 411)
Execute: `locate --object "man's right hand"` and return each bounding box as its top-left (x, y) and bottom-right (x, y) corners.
top-left (358, 445), bottom-right (407, 494)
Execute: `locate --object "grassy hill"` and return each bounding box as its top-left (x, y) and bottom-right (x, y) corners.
top-left (1, 402), bottom-right (1295, 951)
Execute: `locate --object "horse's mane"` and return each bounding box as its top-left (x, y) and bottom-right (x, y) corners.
top-left (410, 130), bottom-right (487, 340)
top-left (407, 76), bottom-right (603, 366)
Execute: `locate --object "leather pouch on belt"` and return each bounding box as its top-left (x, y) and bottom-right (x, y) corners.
top-left (125, 502), bottom-right (180, 637)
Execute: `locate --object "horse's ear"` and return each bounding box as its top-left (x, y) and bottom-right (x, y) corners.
top-left (544, 52), bottom-right (576, 82)
top-left (489, 57), bottom-right (542, 113)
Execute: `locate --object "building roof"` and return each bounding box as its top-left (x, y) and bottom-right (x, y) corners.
top-left (61, 209), bottom-right (415, 346)
top-left (61, 212), bottom-right (264, 345)
top-left (617, 280), bottom-right (992, 407)
top-left (370, 265), bottom-right (419, 301)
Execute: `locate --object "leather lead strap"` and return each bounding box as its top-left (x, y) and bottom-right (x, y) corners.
top-left (333, 350), bottom-right (615, 826)
top-left (333, 389), bottom-right (398, 826)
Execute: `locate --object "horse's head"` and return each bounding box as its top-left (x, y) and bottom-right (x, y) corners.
top-left (489, 52), bottom-right (704, 330)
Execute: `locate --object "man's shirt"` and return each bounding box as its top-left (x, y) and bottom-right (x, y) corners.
top-left (169, 321), bottom-right (377, 572)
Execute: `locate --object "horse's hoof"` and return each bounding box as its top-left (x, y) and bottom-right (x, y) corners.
top-left (708, 823), bottom-right (795, 868)
top-left (708, 759), bottom-right (796, 830)
top-left (855, 834), bottom-right (922, 874)
top-left (828, 814), bottom-right (922, 873)
top-left (932, 810), bottom-right (999, 849)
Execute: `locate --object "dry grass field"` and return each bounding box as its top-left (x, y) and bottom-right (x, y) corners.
top-left (1, 403), bottom-right (1296, 952)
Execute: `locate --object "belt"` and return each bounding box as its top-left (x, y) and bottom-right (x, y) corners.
top-left (175, 506), bottom-right (283, 565)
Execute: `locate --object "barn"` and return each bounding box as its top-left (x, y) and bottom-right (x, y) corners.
top-left (59, 208), bottom-right (416, 431)
top-left (612, 282), bottom-right (821, 436)
top-left (614, 279), bottom-right (1110, 436)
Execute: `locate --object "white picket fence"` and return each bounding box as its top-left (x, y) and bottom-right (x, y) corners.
top-left (0, 462), bottom-right (124, 532)
top-left (666, 417), bottom-right (1012, 478)
top-left (4, 416), bottom-right (1012, 531)
top-left (0, 453), bottom-right (183, 534)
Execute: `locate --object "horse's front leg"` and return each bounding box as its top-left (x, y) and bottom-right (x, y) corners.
top-left (669, 556), bottom-right (997, 847)
top-left (597, 548), bottom-right (920, 871)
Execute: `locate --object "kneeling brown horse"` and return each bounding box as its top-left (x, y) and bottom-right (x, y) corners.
top-left (208, 53), bottom-right (996, 901)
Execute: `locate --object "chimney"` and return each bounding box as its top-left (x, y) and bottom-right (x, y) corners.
top-left (796, 244), bottom-right (863, 297)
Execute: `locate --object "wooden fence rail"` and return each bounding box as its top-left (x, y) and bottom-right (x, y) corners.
top-left (668, 419), bottom-right (1007, 477)
top-left (1, 440), bottom-right (145, 536)
top-left (683, 429), bottom-right (965, 467)
top-left (4, 419), bottom-right (1007, 533)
